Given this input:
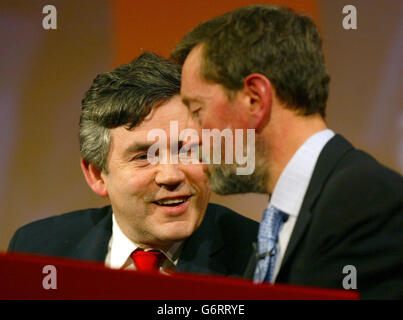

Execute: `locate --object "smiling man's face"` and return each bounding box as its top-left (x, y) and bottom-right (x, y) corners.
top-left (101, 95), bottom-right (211, 249)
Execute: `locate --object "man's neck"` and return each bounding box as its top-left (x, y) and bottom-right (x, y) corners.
top-left (264, 110), bottom-right (328, 195)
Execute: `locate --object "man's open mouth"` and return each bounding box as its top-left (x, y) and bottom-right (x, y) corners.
top-left (153, 196), bottom-right (191, 207)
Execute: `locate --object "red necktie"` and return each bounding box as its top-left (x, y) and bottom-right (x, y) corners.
top-left (131, 249), bottom-right (164, 273)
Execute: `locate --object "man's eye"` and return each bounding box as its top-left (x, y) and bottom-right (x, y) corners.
top-left (191, 107), bottom-right (202, 117)
top-left (133, 153), bottom-right (149, 161)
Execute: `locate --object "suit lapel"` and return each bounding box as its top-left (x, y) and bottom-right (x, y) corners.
top-left (279, 135), bottom-right (354, 272)
top-left (176, 205), bottom-right (226, 275)
top-left (242, 242), bottom-right (258, 279)
top-left (71, 207), bottom-right (113, 262)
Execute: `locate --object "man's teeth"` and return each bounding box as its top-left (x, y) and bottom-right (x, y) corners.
top-left (156, 198), bottom-right (186, 205)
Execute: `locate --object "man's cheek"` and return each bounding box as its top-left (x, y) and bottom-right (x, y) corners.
top-left (126, 174), bottom-right (154, 195)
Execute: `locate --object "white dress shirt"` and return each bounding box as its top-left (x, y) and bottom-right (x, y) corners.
top-left (105, 214), bottom-right (183, 272)
top-left (269, 129), bottom-right (335, 281)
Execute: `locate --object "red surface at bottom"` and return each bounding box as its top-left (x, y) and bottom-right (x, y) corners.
top-left (0, 252), bottom-right (359, 300)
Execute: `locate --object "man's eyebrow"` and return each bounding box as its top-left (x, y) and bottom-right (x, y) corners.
top-left (182, 96), bottom-right (202, 107)
top-left (123, 141), bottom-right (153, 156)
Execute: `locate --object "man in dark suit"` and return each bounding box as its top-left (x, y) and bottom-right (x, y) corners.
top-left (8, 52), bottom-right (258, 277)
top-left (172, 5), bottom-right (403, 298)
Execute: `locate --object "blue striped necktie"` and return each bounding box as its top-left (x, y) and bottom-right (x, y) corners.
top-left (254, 206), bottom-right (288, 283)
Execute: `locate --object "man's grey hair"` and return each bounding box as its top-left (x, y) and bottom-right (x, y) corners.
top-left (79, 52), bottom-right (181, 172)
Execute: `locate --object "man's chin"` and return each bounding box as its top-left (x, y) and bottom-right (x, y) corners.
top-left (158, 222), bottom-right (195, 242)
top-left (206, 163), bottom-right (267, 195)
top-left (206, 164), bottom-right (239, 194)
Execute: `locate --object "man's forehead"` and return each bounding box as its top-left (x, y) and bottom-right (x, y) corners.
top-left (110, 122), bottom-right (187, 155)
top-left (181, 45), bottom-right (225, 103)
top-left (111, 102), bottom-right (189, 143)
top-left (184, 44), bottom-right (204, 69)
top-left (136, 96), bottom-right (187, 126)
top-left (181, 45), bottom-right (204, 89)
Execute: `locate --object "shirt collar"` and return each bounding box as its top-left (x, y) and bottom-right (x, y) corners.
top-left (269, 129), bottom-right (335, 217)
top-left (108, 213), bottom-right (183, 269)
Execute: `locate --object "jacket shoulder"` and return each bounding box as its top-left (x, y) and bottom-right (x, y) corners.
top-left (323, 147), bottom-right (403, 211)
top-left (207, 203), bottom-right (259, 231)
top-left (205, 203), bottom-right (259, 248)
top-left (8, 206), bottom-right (111, 254)
top-left (201, 203), bottom-right (259, 276)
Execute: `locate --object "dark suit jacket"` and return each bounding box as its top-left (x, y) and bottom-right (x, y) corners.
top-left (9, 203), bottom-right (258, 277)
top-left (245, 135), bottom-right (403, 299)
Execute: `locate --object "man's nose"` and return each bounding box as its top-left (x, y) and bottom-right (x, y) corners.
top-left (187, 115), bottom-right (203, 133)
top-left (155, 164), bottom-right (186, 189)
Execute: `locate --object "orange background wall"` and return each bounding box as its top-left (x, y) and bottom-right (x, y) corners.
top-left (0, 0), bottom-right (401, 251)
top-left (112, 0), bottom-right (319, 65)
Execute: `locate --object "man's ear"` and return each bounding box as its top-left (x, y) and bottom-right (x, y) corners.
top-left (243, 73), bottom-right (272, 133)
top-left (80, 158), bottom-right (108, 198)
